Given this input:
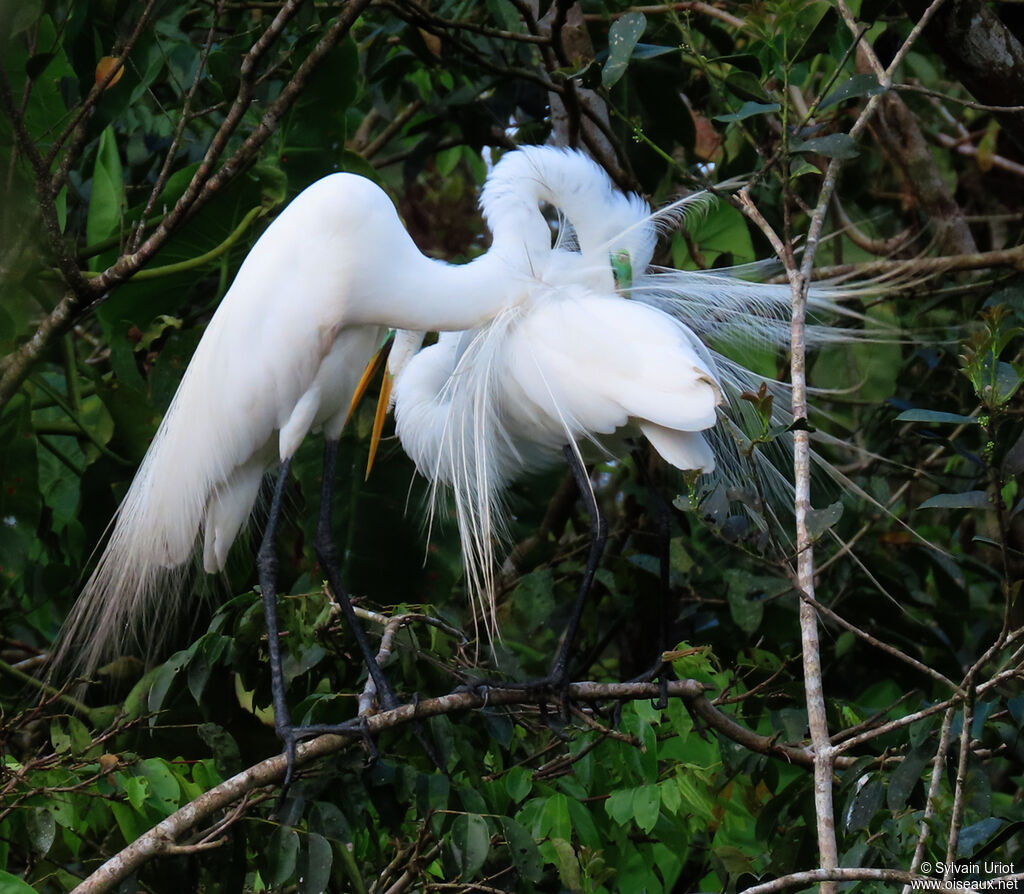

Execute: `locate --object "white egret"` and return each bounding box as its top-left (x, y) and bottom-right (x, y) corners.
top-left (57, 149), bottom-right (622, 779)
top-left (370, 147), bottom-right (869, 684)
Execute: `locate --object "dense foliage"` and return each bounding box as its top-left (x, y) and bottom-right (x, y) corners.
top-left (1, 0), bottom-right (1022, 892)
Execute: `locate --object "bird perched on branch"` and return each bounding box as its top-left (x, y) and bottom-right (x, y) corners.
top-left (58, 144), bottom-right (873, 781)
top-left (56, 148), bottom-right (645, 778)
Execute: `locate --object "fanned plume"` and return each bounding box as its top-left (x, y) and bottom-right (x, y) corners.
top-left (391, 146), bottom-right (901, 641)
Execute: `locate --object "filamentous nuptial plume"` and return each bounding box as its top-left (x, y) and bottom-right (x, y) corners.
top-left (380, 146), bottom-right (876, 650)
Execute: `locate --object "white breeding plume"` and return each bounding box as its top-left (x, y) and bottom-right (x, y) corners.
top-left (382, 146), bottom-right (873, 637)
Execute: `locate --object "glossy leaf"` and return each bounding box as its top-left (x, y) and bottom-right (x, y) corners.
top-left (499, 817), bottom-right (542, 883)
top-left (791, 133), bottom-right (860, 159)
top-left (896, 409), bottom-right (978, 424)
top-left (450, 813), bottom-right (489, 880)
top-left (602, 13), bottom-right (646, 88)
top-left (819, 74), bottom-right (884, 109)
top-left (298, 832), bottom-right (333, 894)
top-left (715, 101), bottom-right (781, 122)
top-left (85, 126), bottom-right (124, 252)
top-left (919, 491), bottom-right (992, 510)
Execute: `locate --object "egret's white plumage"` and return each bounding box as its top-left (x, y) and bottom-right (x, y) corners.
top-left (61, 143), bottom-right (875, 680)
top-left (60, 153), bottom-right (622, 676)
top-left (384, 147), bottom-right (872, 635)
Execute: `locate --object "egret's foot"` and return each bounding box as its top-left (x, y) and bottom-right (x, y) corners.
top-left (280, 700), bottom-right (446, 777)
top-left (627, 659), bottom-right (674, 710)
top-left (273, 723), bottom-right (310, 815)
top-left (460, 667), bottom-right (574, 720)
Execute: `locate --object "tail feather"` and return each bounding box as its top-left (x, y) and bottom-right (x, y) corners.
top-left (54, 343), bottom-right (276, 680)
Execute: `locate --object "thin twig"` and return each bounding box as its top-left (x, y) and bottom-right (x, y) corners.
top-left (901, 706), bottom-right (955, 894)
top-left (944, 692), bottom-right (974, 880)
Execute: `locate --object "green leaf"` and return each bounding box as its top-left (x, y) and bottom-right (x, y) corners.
top-left (148, 648), bottom-right (192, 721)
top-left (138, 759), bottom-right (181, 812)
top-left (451, 814), bottom-right (489, 880)
top-left (6, 0), bottom-right (42, 37)
top-left (714, 101), bottom-right (781, 122)
top-left (26, 808), bottom-right (55, 855)
top-left (957, 817), bottom-right (1003, 858)
top-left (602, 12), bottom-right (646, 89)
top-left (566, 797), bottom-right (601, 849)
top-left (886, 744), bottom-right (933, 811)
top-left (791, 133), bottom-right (860, 159)
top-left (0, 870), bottom-right (38, 894)
top-left (267, 827), bottom-right (300, 887)
top-left (724, 71), bottom-right (771, 103)
top-left (110, 801), bottom-right (148, 844)
top-left (995, 360), bottom-right (1023, 403)
top-left (86, 126), bottom-right (124, 255)
top-left (67, 715), bottom-right (94, 757)
top-left (436, 146), bottom-right (462, 177)
top-left (724, 568), bottom-right (764, 634)
top-left (310, 800), bottom-right (353, 843)
top-left (673, 201), bottom-right (756, 268)
top-left (538, 793), bottom-right (571, 841)
top-left (790, 159), bottom-right (822, 178)
top-left (806, 501), bottom-right (843, 540)
top-left (845, 776), bottom-right (883, 832)
top-left (895, 409), bottom-right (978, 425)
top-left (197, 723), bottom-right (242, 777)
top-left (788, 3), bottom-right (838, 64)
top-left (505, 766), bottom-right (532, 803)
top-left (630, 43), bottom-right (675, 60)
top-left (49, 719), bottom-right (70, 754)
top-left (549, 838), bottom-right (582, 891)
top-left (659, 778), bottom-right (681, 815)
top-left (499, 817), bottom-right (542, 883)
top-left (713, 53), bottom-right (763, 75)
top-left (919, 491), bottom-right (992, 510)
top-left (606, 787), bottom-right (634, 826)
top-left (819, 74), bottom-right (884, 109)
top-left (632, 785), bottom-right (661, 833)
top-left (187, 634), bottom-right (228, 703)
top-left (298, 832), bottom-right (333, 894)
top-left (676, 772), bottom-right (715, 822)
top-left (122, 776), bottom-right (148, 810)
top-left (485, 0), bottom-right (521, 31)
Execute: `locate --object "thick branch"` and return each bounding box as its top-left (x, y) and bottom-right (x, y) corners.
top-left (70, 678), bottom-right (856, 893)
top-left (900, 0), bottom-right (1024, 151)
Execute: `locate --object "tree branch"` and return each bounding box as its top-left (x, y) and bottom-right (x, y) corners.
top-left (69, 676), bottom-right (865, 893)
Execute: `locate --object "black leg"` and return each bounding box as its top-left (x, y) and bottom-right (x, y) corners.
top-left (312, 439), bottom-right (447, 774)
top-left (314, 439), bottom-right (400, 711)
top-left (462, 444), bottom-right (606, 702)
top-left (628, 450), bottom-right (675, 707)
top-left (256, 457), bottom-right (299, 793)
top-left (548, 443), bottom-right (608, 685)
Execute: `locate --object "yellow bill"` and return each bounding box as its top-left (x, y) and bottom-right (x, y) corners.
top-left (365, 369), bottom-right (394, 480)
top-left (345, 334), bottom-right (393, 428)
top-left (343, 334), bottom-right (395, 479)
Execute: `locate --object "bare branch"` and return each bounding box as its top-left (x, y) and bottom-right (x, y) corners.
top-left (902, 706), bottom-right (956, 894)
top-left (68, 675), bottom-right (871, 893)
top-left (742, 868), bottom-right (928, 894)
